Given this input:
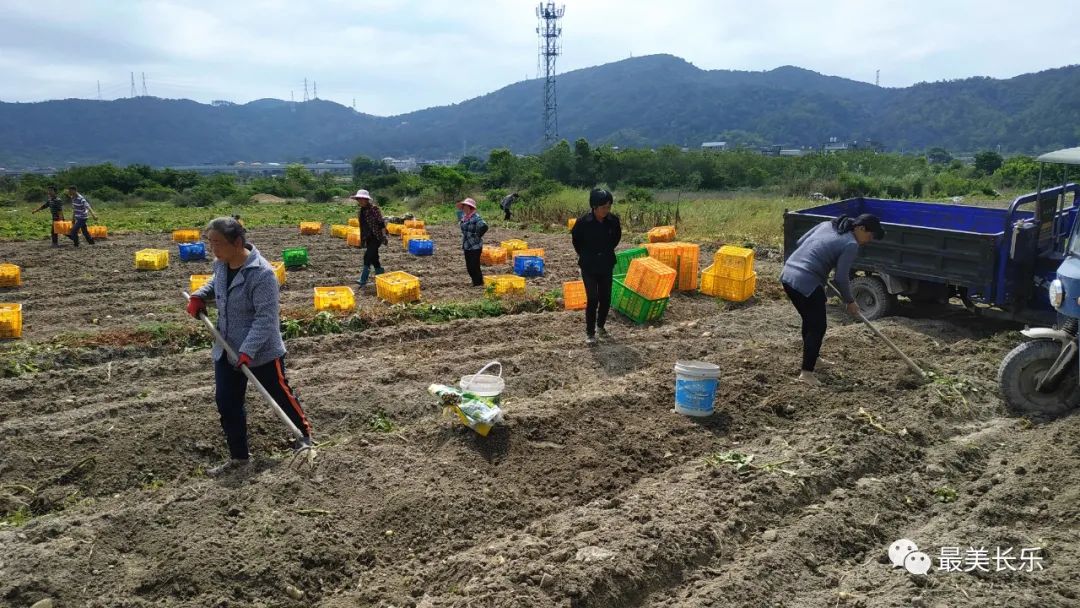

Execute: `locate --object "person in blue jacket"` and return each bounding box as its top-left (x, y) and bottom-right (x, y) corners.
top-left (780, 213), bottom-right (884, 385)
top-left (186, 217), bottom-right (314, 475)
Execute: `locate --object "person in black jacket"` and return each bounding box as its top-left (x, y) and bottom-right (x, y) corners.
top-left (571, 188), bottom-right (622, 345)
top-left (32, 186), bottom-right (65, 247)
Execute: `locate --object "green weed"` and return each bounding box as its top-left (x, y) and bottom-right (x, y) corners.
top-left (369, 412), bottom-right (395, 433)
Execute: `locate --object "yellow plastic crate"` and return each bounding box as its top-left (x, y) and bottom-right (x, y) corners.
top-left (484, 274), bottom-right (526, 297)
top-left (347, 228), bottom-right (362, 248)
top-left (135, 249), bottom-right (170, 271)
top-left (387, 223), bottom-right (404, 235)
top-left (271, 261), bottom-right (286, 285)
top-left (348, 217), bottom-right (360, 228)
top-left (712, 245), bottom-right (755, 280)
top-left (88, 225), bottom-right (108, 240)
top-left (510, 248), bottom-right (545, 260)
top-left (563, 280), bottom-right (587, 310)
top-left (0, 303), bottom-right (22, 339)
top-left (330, 224), bottom-right (349, 239)
top-left (701, 265), bottom-right (756, 302)
top-left (189, 274), bottom-right (212, 292)
top-left (625, 257), bottom-right (677, 300)
top-left (172, 229), bottom-right (200, 243)
top-left (501, 239), bottom-right (527, 253)
top-left (568, 218), bottom-right (577, 230)
top-left (647, 225), bottom-right (676, 243)
top-left (645, 242), bottom-right (680, 270)
top-left (300, 222), bottom-right (323, 235)
top-left (0, 264), bottom-right (21, 288)
top-left (376, 271), bottom-right (421, 304)
top-left (481, 245), bottom-right (509, 265)
top-left (674, 242), bottom-right (700, 291)
top-left (404, 219), bottom-right (425, 230)
top-left (313, 286), bottom-right (356, 311)
top-left (52, 220), bottom-right (72, 235)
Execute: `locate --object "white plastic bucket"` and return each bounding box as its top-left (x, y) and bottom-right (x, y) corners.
top-left (460, 361), bottom-right (505, 404)
top-left (674, 360), bottom-right (720, 416)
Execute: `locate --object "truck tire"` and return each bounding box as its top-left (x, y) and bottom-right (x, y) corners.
top-left (850, 276), bottom-right (896, 320)
top-left (997, 339), bottom-right (1080, 418)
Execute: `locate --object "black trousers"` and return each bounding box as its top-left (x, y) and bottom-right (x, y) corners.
top-left (783, 283), bottom-right (827, 372)
top-left (68, 218), bottom-right (94, 246)
top-left (214, 355), bottom-right (312, 460)
top-left (50, 214), bottom-right (61, 245)
top-left (581, 268), bottom-right (614, 336)
top-left (464, 248), bottom-right (484, 286)
top-left (503, 209), bottom-right (512, 220)
top-left (363, 240), bottom-right (383, 269)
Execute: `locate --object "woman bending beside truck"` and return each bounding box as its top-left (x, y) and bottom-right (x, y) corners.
top-left (780, 213), bottom-right (884, 385)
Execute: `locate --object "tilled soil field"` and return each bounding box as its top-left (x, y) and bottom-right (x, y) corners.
top-left (1, 224), bottom-right (1078, 607)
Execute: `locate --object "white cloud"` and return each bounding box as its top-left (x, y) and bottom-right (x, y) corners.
top-left (0, 0), bottom-right (1077, 112)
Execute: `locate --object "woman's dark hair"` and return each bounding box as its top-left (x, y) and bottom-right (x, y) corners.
top-left (206, 216), bottom-right (247, 245)
top-left (589, 188), bottom-right (613, 208)
top-left (832, 214), bottom-right (856, 233)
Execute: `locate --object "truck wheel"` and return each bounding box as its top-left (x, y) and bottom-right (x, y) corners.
top-left (997, 339), bottom-right (1080, 418)
top-left (850, 276), bottom-right (896, 320)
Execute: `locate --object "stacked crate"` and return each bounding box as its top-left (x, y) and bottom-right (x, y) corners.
top-left (271, 261), bottom-right (286, 286)
top-left (562, 280), bottom-right (586, 310)
top-left (612, 257), bottom-right (675, 324)
top-left (177, 242), bottom-right (207, 262)
top-left (331, 224), bottom-right (350, 239)
top-left (645, 242), bottom-right (680, 271)
top-left (348, 217), bottom-right (360, 228)
top-left (347, 227), bottom-right (362, 247)
top-left (300, 222), bottom-right (323, 235)
top-left (501, 239), bottom-right (527, 253)
top-left (647, 225), bottom-right (676, 243)
top-left (386, 223), bottom-right (404, 235)
top-left (172, 229), bottom-right (200, 243)
top-left (673, 242), bottom-right (700, 291)
top-left (700, 245), bottom-right (756, 302)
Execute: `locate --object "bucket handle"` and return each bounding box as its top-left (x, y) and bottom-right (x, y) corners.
top-left (463, 361), bottom-right (502, 390)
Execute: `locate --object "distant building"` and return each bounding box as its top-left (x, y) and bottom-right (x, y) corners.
top-left (701, 141), bottom-right (727, 152)
top-left (382, 157), bottom-right (418, 172)
top-left (779, 148), bottom-right (808, 157)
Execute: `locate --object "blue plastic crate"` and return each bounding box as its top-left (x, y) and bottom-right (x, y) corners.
top-left (177, 241), bottom-right (207, 262)
top-left (513, 255), bottom-right (545, 277)
top-left (408, 239), bottom-right (434, 256)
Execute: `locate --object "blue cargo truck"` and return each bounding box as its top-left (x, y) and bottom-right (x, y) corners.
top-left (784, 147), bottom-right (1080, 418)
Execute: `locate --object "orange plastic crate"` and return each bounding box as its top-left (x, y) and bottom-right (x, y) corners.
top-left (189, 274), bottom-right (212, 292)
top-left (348, 217), bottom-right (360, 228)
top-left (300, 222), bottom-right (323, 235)
top-left (313, 286), bottom-right (355, 311)
top-left (645, 242), bottom-right (680, 270)
top-left (647, 226), bottom-right (676, 243)
top-left (0, 303), bottom-right (22, 339)
top-left (563, 280), bottom-right (587, 310)
top-left (501, 239), bottom-right (527, 252)
top-left (376, 271), bottom-right (421, 304)
top-left (52, 220), bottom-right (72, 235)
top-left (712, 245), bottom-right (755, 280)
top-left (404, 219), bottom-right (425, 230)
top-left (674, 242), bottom-right (700, 291)
top-left (88, 225), bottom-right (108, 239)
top-left (172, 229), bottom-right (200, 243)
top-left (700, 265), bottom-right (756, 302)
top-left (568, 218), bottom-right (577, 230)
top-left (0, 264), bottom-right (21, 288)
top-left (271, 261), bottom-right (286, 285)
top-left (510, 248), bottom-right (545, 260)
top-left (481, 245), bottom-right (509, 266)
top-left (625, 257), bottom-right (677, 300)
top-left (347, 228), bottom-right (362, 247)
top-left (386, 223), bottom-right (404, 235)
top-left (484, 274), bottom-right (526, 296)
top-left (331, 224), bottom-right (350, 239)
top-left (135, 249), bottom-right (170, 271)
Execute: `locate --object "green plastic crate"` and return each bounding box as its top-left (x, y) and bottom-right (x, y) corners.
top-left (612, 276), bottom-right (669, 324)
top-left (282, 247), bottom-right (309, 269)
top-left (614, 247), bottom-right (649, 276)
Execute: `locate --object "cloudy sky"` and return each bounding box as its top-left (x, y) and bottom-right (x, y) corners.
top-left (1, 0), bottom-right (1077, 116)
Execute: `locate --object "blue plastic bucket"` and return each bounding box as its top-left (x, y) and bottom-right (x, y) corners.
top-left (674, 360), bottom-right (720, 416)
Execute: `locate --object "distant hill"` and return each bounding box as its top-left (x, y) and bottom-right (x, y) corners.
top-left (2, 54), bottom-right (1078, 167)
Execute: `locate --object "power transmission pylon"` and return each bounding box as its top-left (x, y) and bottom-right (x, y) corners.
top-left (130, 72), bottom-right (136, 97)
top-left (141, 72), bottom-right (148, 96)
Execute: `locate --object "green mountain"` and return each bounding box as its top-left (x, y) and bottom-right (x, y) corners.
top-left (1, 54), bottom-right (1078, 167)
